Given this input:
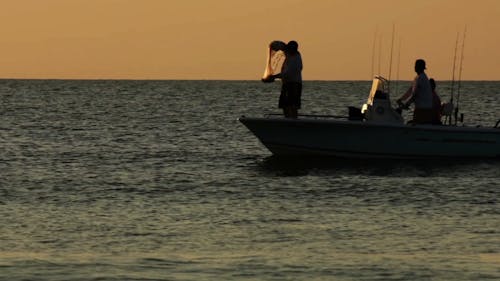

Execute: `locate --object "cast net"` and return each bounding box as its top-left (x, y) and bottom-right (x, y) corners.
top-left (262, 40), bottom-right (286, 81)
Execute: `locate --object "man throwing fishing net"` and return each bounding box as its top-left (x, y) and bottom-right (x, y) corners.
top-left (262, 41), bottom-right (303, 119)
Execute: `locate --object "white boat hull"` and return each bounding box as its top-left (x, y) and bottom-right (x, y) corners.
top-left (239, 116), bottom-right (500, 159)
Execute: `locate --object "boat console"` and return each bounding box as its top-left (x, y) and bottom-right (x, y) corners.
top-left (361, 76), bottom-right (404, 124)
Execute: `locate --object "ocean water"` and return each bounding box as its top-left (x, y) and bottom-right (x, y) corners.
top-left (1, 79), bottom-right (499, 281)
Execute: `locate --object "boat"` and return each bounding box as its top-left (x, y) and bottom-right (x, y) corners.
top-left (239, 76), bottom-right (500, 159)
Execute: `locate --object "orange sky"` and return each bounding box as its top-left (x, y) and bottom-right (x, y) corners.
top-left (1, 0), bottom-right (499, 80)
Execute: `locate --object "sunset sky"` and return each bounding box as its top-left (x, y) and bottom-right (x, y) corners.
top-left (1, 0), bottom-right (499, 80)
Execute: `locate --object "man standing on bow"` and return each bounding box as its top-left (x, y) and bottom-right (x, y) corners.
top-left (267, 41), bottom-right (303, 118)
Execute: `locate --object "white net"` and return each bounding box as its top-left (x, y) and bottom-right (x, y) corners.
top-left (262, 41), bottom-right (286, 81)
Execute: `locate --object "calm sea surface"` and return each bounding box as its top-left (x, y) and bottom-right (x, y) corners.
top-left (1, 80), bottom-right (499, 280)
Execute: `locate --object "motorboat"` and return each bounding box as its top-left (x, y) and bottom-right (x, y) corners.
top-left (239, 77), bottom-right (500, 159)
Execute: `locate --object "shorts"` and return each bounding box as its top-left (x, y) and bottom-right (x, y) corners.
top-left (413, 108), bottom-right (434, 124)
top-left (279, 82), bottom-right (302, 109)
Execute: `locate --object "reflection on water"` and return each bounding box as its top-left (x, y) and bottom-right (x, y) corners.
top-left (258, 155), bottom-right (500, 178)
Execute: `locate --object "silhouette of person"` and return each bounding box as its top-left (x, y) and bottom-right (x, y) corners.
top-left (429, 78), bottom-right (443, 124)
top-left (268, 41), bottom-right (303, 118)
top-left (397, 59), bottom-right (433, 124)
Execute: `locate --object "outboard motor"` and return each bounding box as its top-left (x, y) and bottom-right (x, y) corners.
top-left (361, 76), bottom-right (404, 124)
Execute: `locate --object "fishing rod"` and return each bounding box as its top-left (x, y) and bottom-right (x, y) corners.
top-left (454, 26), bottom-right (467, 125)
top-left (395, 38), bottom-right (402, 95)
top-left (388, 24), bottom-right (396, 94)
top-left (447, 32), bottom-right (460, 125)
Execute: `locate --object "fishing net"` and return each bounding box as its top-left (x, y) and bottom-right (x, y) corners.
top-left (262, 40), bottom-right (286, 82)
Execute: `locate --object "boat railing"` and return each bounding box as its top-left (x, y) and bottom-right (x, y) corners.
top-left (264, 113), bottom-right (349, 120)
top-left (264, 114), bottom-right (500, 129)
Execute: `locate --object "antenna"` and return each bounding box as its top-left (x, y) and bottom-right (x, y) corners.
top-left (371, 27), bottom-right (378, 79)
top-left (455, 25), bottom-right (467, 125)
top-left (378, 35), bottom-right (383, 76)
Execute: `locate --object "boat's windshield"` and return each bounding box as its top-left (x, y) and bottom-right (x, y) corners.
top-left (366, 76), bottom-right (389, 105)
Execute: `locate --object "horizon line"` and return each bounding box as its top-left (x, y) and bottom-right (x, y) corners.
top-left (1, 78), bottom-right (499, 82)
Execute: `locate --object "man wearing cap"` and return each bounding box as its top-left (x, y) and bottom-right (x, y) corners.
top-left (397, 59), bottom-right (434, 124)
